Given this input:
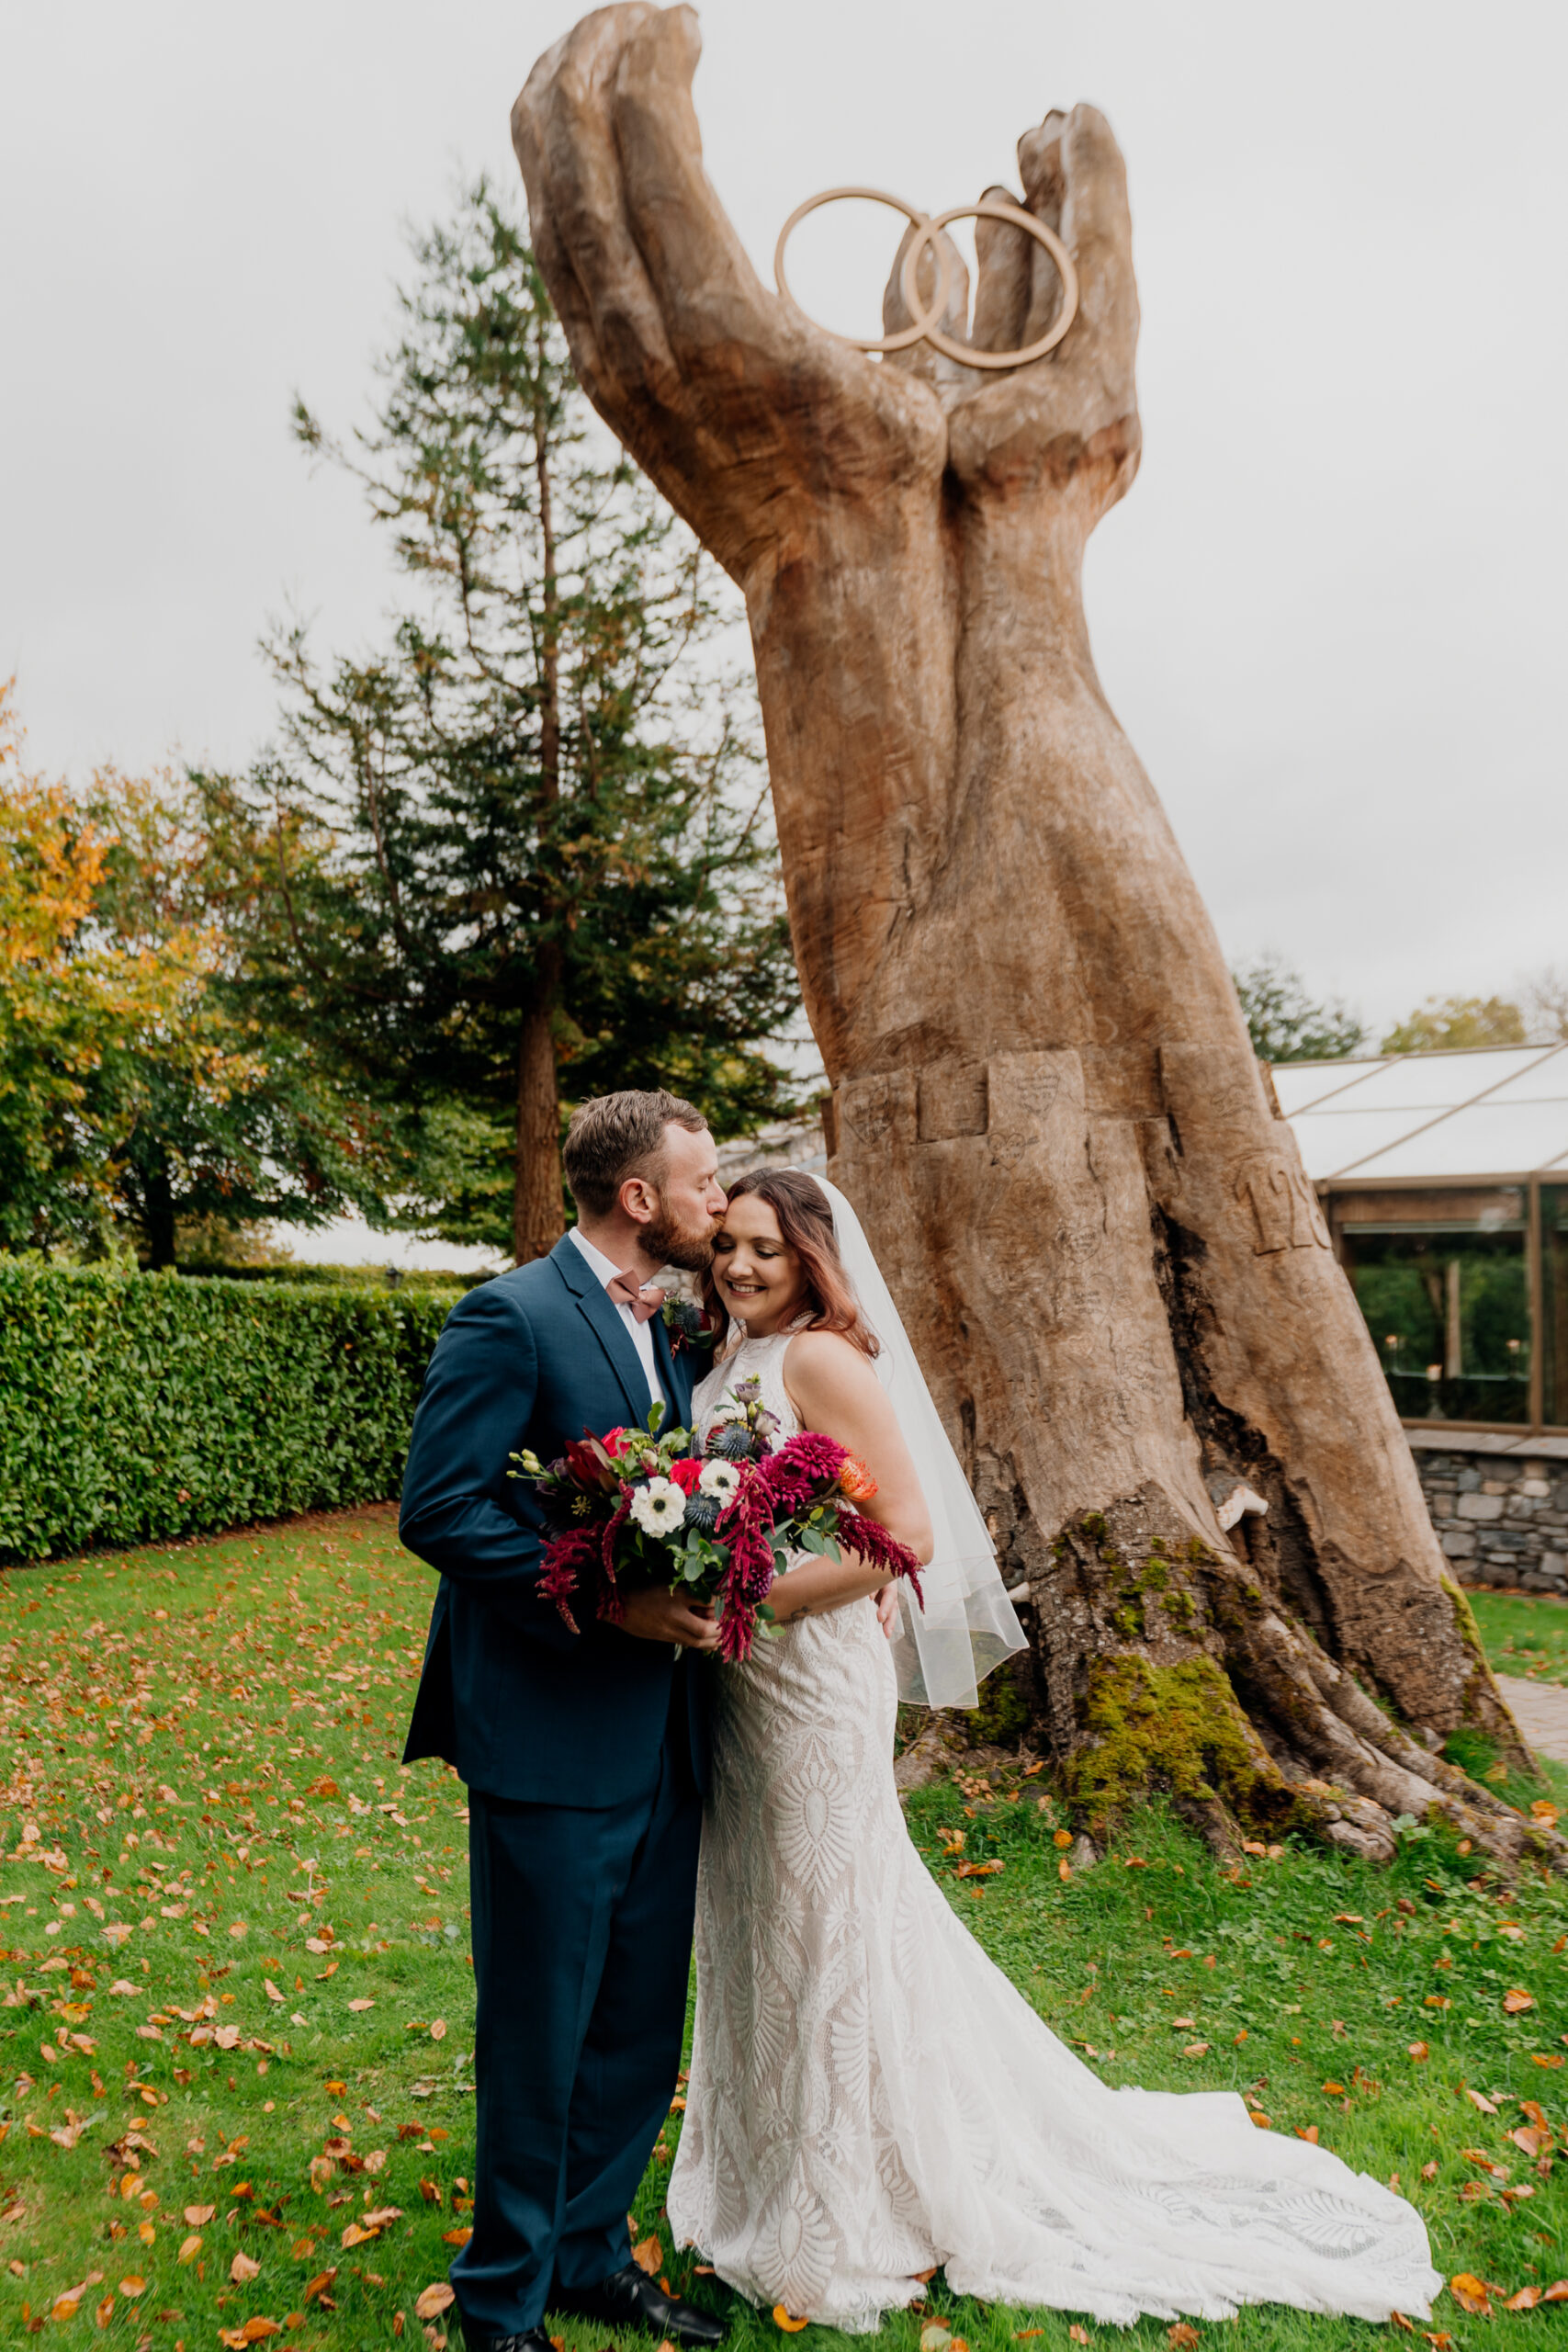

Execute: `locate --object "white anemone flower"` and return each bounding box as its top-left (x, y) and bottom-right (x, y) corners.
top-left (629, 1477), bottom-right (687, 1537)
top-left (698, 1459), bottom-right (741, 1504)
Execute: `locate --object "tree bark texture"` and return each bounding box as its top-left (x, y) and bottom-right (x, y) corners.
top-left (514, 6), bottom-right (1560, 1870)
top-left (513, 944), bottom-right (566, 1263)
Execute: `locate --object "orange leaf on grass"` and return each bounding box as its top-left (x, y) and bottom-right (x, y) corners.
top-left (1389, 2316), bottom-right (1413, 2334)
top-left (1503, 1989), bottom-right (1535, 2014)
top-left (1407, 2043), bottom-right (1429, 2062)
top-left (1530, 2053), bottom-right (1564, 2069)
top-left (1069, 2329), bottom-right (1091, 2346)
top-left (231, 2251), bottom-right (261, 2284)
top-left (1168, 2327), bottom-right (1201, 2348)
top-left (1544, 2281), bottom-right (1568, 2303)
top-left (176, 2234), bottom-right (202, 2265)
top-left (415, 2281), bottom-right (457, 2321)
top-left (1505, 2288), bottom-right (1542, 2312)
top-left (1449, 2275), bottom-right (1493, 2316)
top-left (1294, 2126), bottom-right (1319, 2145)
top-left (118, 2275), bottom-right (146, 2297)
top-left (773, 2307), bottom-right (809, 2332)
top-left (303, 2269), bottom-right (337, 2304)
top-left (632, 2236), bottom-right (663, 2276)
top-left (1321, 2082), bottom-right (1346, 2097)
top-left (443, 2227), bottom-right (474, 2247)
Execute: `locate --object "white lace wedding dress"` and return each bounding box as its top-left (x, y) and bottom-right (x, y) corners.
top-left (666, 1331), bottom-right (1441, 2334)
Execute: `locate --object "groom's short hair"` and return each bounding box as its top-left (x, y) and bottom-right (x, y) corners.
top-left (563, 1089), bottom-right (709, 1218)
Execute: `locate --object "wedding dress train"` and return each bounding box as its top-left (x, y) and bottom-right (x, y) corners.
top-left (666, 1331), bottom-right (1440, 2334)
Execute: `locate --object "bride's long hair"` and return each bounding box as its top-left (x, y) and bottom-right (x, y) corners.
top-left (703, 1168), bottom-right (879, 1360)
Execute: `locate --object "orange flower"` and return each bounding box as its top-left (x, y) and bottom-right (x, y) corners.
top-left (839, 1453), bottom-right (879, 1503)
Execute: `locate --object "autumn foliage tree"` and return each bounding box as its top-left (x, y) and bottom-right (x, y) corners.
top-left (0, 684), bottom-right (400, 1265)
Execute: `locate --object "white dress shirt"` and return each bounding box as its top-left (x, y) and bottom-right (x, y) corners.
top-left (568, 1225), bottom-right (667, 1413)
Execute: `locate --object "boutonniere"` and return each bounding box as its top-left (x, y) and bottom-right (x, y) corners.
top-left (661, 1293), bottom-right (721, 1357)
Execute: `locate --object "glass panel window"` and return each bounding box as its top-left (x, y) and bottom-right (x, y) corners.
top-left (1332, 1187), bottom-right (1530, 1424)
top-left (1543, 1186), bottom-right (1568, 1430)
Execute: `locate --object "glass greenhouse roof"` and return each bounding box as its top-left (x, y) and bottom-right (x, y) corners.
top-left (1269, 1043), bottom-right (1568, 1182)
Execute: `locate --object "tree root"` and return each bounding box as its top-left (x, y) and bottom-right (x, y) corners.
top-left (1017, 1487), bottom-right (1568, 1878)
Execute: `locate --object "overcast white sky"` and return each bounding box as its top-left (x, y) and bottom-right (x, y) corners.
top-left (3, 0), bottom-right (1564, 1043)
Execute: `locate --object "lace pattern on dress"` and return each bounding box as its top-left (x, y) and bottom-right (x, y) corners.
top-left (666, 1331), bottom-right (1440, 2333)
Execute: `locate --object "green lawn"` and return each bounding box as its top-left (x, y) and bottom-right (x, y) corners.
top-left (1470, 1591), bottom-right (1568, 1689)
top-left (0, 1515), bottom-right (1564, 2352)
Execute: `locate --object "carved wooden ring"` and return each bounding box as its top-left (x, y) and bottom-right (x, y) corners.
top-left (899, 199), bottom-right (1079, 368)
top-left (773, 187), bottom-right (955, 356)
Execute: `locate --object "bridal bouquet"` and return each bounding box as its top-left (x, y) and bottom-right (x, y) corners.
top-left (511, 1378), bottom-right (923, 1662)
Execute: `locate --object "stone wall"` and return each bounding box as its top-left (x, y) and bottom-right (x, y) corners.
top-left (1412, 1438), bottom-right (1568, 1595)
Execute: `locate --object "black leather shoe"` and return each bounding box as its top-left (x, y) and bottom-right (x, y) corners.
top-left (551, 2261), bottom-right (727, 2346)
top-left (453, 2320), bottom-right (554, 2352)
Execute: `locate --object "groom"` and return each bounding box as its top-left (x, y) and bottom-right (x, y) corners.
top-left (400, 1090), bottom-right (728, 2352)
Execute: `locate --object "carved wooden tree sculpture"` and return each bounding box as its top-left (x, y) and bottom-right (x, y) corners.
top-left (516, 4), bottom-right (1559, 1868)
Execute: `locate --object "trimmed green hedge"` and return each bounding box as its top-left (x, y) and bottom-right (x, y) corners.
top-left (0, 1266), bottom-right (459, 1563)
top-left (176, 1261), bottom-right (492, 1292)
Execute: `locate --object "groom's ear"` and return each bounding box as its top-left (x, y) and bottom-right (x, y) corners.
top-left (619, 1171), bottom-right (660, 1227)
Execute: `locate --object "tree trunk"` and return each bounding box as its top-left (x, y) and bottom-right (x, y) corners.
top-left (513, 944), bottom-right (566, 1263)
top-left (142, 1150), bottom-right (177, 1272)
top-left (513, 6), bottom-right (1562, 1871)
top-left (511, 378), bottom-right (568, 1266)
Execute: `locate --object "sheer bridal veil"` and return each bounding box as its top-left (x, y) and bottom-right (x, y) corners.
top-left (809, 1175), bottom-right (1029, 1710)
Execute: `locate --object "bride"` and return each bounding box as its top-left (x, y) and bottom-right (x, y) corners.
top-left (667, 1168), bottom-right (1441, 2335)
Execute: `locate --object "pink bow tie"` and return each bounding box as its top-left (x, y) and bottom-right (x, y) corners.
top-left (606, 1271), bottom-right (662, 1323)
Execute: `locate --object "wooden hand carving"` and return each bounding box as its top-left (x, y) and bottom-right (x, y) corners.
top-left (516, 6), bottom-right (1149, 1076)
top-left (517, 7), bottom-right (1550, 1865)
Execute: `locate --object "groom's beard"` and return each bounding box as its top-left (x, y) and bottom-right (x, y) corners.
top-left (644, 1193), bottom-right (718, 1274)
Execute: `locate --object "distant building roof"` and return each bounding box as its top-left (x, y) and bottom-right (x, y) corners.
top-left (1270, 1043), bottom-right (1568, 1182)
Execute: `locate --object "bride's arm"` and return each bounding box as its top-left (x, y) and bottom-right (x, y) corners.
top-left (761, 1331), bottom-right (935, 1626)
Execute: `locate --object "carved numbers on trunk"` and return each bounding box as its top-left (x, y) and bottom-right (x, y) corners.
top-left (1233, 1154), bottom-right (1332, 1256)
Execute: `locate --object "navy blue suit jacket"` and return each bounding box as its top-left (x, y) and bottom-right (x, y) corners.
top-left (400, 1234), bottom-right (709, 1805)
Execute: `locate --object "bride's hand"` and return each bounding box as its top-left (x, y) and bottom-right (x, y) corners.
top-left (874, 1584), bottom-right (898, 1638)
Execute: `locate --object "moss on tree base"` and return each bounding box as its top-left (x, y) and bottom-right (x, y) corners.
top-left (1068, 1651), bottom-right (1314, 1850)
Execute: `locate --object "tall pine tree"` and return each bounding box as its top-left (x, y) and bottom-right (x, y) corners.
top-left (209, 181), bottom-right (800, 1261)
